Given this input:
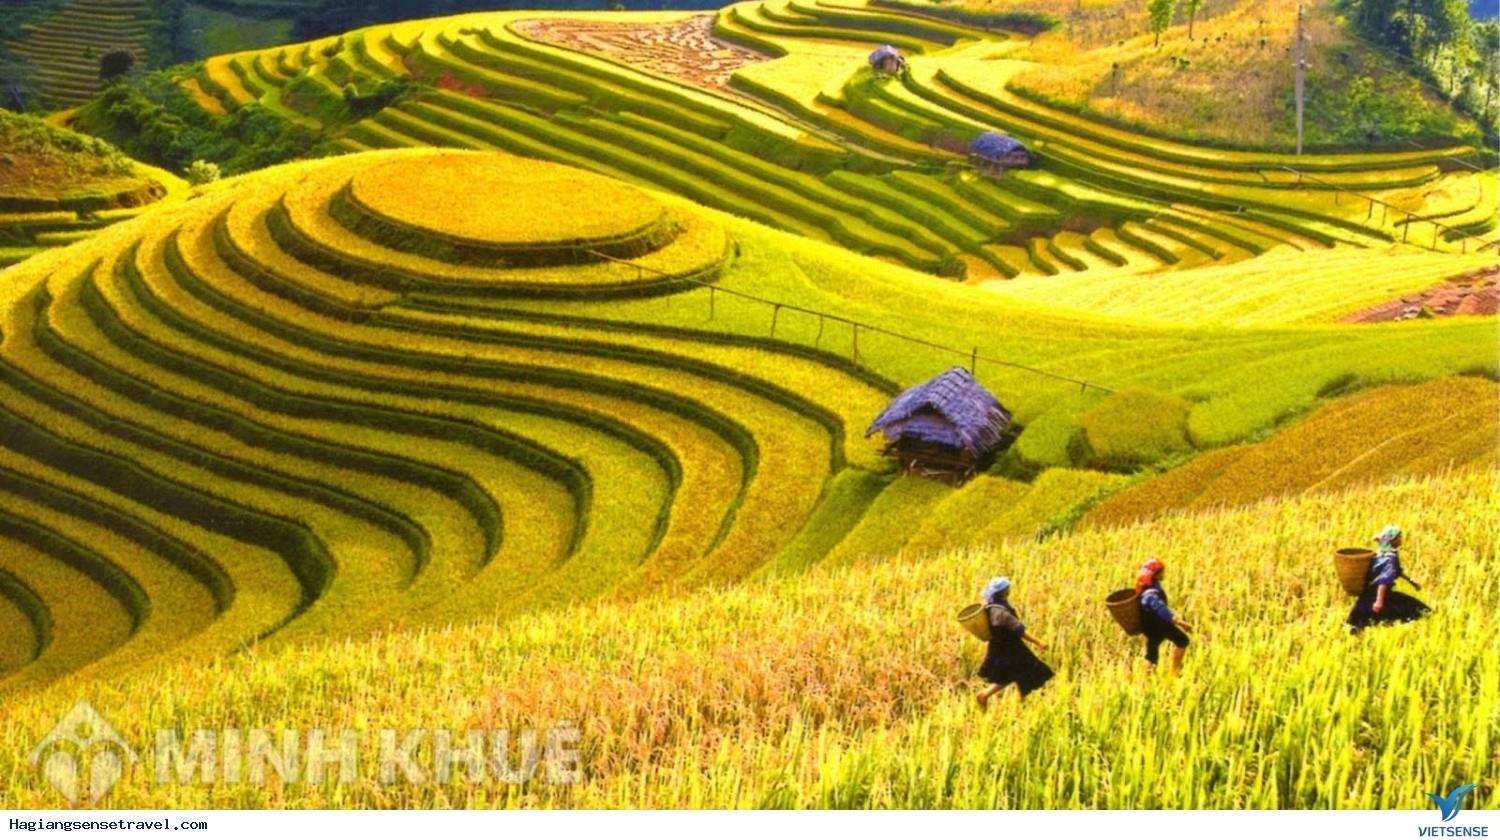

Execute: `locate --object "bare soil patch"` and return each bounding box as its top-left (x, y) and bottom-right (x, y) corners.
top-left (1342, 266), bottom-right (1498, 322)
top-left (513, 15), bottom-right (769, 92)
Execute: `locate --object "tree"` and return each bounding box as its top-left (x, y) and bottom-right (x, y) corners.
top-left (1471, 20), bottom-right (1499, 118)
top-left (1179, 0), bottom-right (1204, 39)
top-left (98, 49), bottom-right (135, 83)
top-left (1148, 0), bottom-right (1175, 46)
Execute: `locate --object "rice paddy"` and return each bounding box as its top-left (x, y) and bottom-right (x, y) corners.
top-left (0, 0), bottom-right (1494, 812)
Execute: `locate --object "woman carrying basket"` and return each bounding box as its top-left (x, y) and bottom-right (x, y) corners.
top-left (1347, 525), bottom-right (1430, 634)
top-left (1136, 558), bottom-right (1193, 672)
top-left (975, 577), bottom-right (1053, 708)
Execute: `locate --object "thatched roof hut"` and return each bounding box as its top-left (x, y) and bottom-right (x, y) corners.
top-left (969, 131), bottom-right (1033, 172)
top-left (868, 44), bottom-right (906, 75)
top-left (866, 366), bottom-right (1013, 485)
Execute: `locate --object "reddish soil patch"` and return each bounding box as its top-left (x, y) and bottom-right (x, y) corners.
top-left (513, 15), bottom-right (769, 92)
top-left (1343, 266), bottom-right (1498, 322)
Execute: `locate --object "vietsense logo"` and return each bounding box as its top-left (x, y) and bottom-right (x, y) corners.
top-left (1418, 784), bottom-right (1488, 838)
top-left (1430, 785), bottom-right (1477, 823)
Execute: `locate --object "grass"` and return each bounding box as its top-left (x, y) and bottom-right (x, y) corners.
top-left (0, 31), bottom-right (1493, 799)
top-left (1084, 376), bottom-right (1500, 527)
top-left (938, 0), bottom-right (1482, 149)
top-left (985, 245), bottom-right (1499, 326)
top-left (0, 466), bottom-right (1492, 806)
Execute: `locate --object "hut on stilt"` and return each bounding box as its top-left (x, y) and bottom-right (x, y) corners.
top-left (868, 44), bottom-right (907, 75)
top-left (969, 131), bottom-right (1034, 174)
top-left (865, 366), bottom-right (1013, 486)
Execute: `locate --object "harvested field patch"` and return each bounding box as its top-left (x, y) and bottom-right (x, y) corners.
top-left (1343, 266), bottom-right (1498, 322)
top-left (513, 15), bottom-right (770, 92)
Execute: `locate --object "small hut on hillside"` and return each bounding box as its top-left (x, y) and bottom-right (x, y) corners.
top-left (969, 131), bottom-right (1033, 174)
top-left (865, 366), bottom-right (1013, 486)
top-left (868, 44), bottom-right (907, 75)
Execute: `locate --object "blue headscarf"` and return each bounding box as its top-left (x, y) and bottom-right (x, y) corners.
top-left (982, 576), bottom-right (1011, 603)
top-left (1375, 525), bottom-right (1402, 548)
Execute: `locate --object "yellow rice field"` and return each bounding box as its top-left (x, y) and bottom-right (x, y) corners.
top-left (0, 467), bottom-right (1492, 808)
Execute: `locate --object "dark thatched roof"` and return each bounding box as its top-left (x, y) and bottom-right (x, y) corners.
top-left (868, 44), bottom-right (903, 65)
top-left (865, 367), bottom-right (1012, 457)
top-left (969, 131), bottom-right (1028, 159)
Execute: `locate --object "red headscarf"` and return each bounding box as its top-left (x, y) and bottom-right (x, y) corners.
top-left (1134, 557), bottom-right (1164, 595)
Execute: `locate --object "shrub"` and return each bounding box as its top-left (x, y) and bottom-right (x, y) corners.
top-left (71, 70), bottom-right (328, 176)
top-left (1073, 388), bottom-right (1193, 469)
top-left (342, 77), bottom-right (416, 119)
top-left (185, 159), bottom-right (221, 185)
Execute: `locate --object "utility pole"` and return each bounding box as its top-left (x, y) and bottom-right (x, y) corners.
top-left (1294, 4), bottom-right (1305, 155)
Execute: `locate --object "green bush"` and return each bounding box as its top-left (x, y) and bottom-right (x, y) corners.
top-left (342, 76), bottom-right (415, 118)
top-left (0, 110), bottom-right (135, 178)
top-left (1073, 388), bottom-right (1193, 469)
top-left (185, 159), bottom-right (221, 185)
top-left (1293, 71), bottom-right (1481, 149)
top-left (71, 69), bottom-right (329, 176)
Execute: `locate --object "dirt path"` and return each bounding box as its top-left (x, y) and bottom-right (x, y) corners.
top-left (513, 15), bottom-right (769, 93)
top-left (1342, 266), bottom-right (1498, 322)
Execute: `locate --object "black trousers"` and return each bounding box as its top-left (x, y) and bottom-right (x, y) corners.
top-left (1142, 614), bottom-right (1190, 664)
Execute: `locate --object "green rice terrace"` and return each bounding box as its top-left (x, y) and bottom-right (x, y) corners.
top-left (6, 0), bottom-right (155, 111)
top-left (0, 110), bottom-right (181, 269)
top-left (152, 5), bottom-right (1497, 281)
top-left (0, 0), bottom-right (1495, 713)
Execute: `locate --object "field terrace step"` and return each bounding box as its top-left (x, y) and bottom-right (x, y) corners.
top-left (0, 482), bottom-right (217, 673)
top-left (150, 223), bottom-right (689, 617)
top-left (120, 150), bottom-right (888, 603)
top-left (88, 235), bottom-right (569, 634)
top-left (0, 565), bottom-right (48, 674)
top-left (0, 529), bottom-right (135, 685)
top-left (382, 94), bottom-right (830, 246)
top-left (187, 164), bottom-right (888, 594)
top-left (727, 1), bottom-right (936, 53)
top-left (8, 0), bottom-right (153, 106)
top-left (177, 206), bottom-right (761, 604)
top-left (934, 60), bottom-right (1475, 175)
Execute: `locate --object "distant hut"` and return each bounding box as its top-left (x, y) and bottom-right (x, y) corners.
top-left (969, 131), bottom-right (1033, 174)
top-left (868, 44), bottom-right (907, 75)
top-left (865, 366), bottom-right (1013, 486)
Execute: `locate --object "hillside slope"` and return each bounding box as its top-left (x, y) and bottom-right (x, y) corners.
top-left (899, 0), bottom-right (1488, 149)
top-left (0, 465), bottom-right (1492, 807)
top-left (66, 3), bottom-right (1494, 284)
top-left (6, 0), bottom-right (155, 110)
top-left (0, 147), bottom-right (1490, 692)
top-left (0, 109), bottom-right (181, 268)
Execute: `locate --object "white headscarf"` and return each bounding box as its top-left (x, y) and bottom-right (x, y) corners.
top-left (982, 576), bottom-right (1011, 603)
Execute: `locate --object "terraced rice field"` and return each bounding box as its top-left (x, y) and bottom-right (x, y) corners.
top-left (0, 150), bottom-right (907, 686)
top-left (1, 1), bottom-right (1494, 811)
top-left (0, 465), bottom-right (1494, 807)
top-left (1, 146), bottom-right (1492, 690)
top-left (177, 2), bottom-right (1497, 284)
top-left (7, 0), bottom-right (155, 110)
top-left (0, 116), bottom-right (182, 269)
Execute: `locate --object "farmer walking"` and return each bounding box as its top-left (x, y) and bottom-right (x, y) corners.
top-left (975, 576), bottom-right (1053, 707)
top-left (1347, 525), bottom-right (1430, 634)
top-left (1136, 558), bottom-right (1193, 672)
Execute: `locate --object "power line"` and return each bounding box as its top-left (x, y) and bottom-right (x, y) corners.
top-left (1278, 164), bottom-right (1498, 251)
top-left (1297, 3), bottom-right (1308, 155)
top-left (584, 249), bottom-right (1116, 394)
